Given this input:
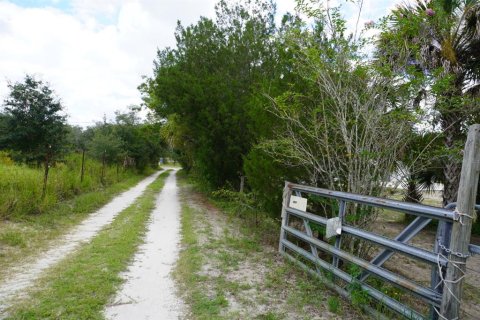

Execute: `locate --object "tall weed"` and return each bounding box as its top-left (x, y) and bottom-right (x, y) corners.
top-left (0, 153), bottom-right (144, 219)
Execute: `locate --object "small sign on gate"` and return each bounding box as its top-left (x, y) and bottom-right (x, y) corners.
top-left (289, 195), bottom-right (307, 212)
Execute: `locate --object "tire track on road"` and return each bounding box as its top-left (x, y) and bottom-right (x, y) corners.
top-left (0, 170), bottom-right (163, 315)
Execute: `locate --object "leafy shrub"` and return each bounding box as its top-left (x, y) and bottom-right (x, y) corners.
top-left (211, 188), bottom-right (256, 218)
top-left (243, 147), bottom-right (304, 216)
top-left (0, 151), bottom-right (14, 166)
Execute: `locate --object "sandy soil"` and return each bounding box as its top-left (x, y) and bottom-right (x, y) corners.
top-left (180, 185), bottom-right (364, 320)
top-left (104, 170), bottom-right (185, 320)
top-left (0, 171), bottom-right (163, 315)
top-left (375, 218), bottom-right (480, 320)
top-left (182, 186), bottom-right (479, 319)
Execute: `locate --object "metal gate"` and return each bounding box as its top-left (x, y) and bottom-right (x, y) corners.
top-left (278, 125), bottom-right (480, 320)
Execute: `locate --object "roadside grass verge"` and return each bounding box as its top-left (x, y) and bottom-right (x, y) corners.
top-left (174, 204), bottom-right (228, 319)
top-left (177, 173), bottom-right (480, 318)
top-left (4, 170), bottom-right (170, 319)
top-left (175, 173), bottom-right (362, 319)
top-left (0, 170), bottom-right (157, 282)
top-left (178, 170), bottom-right (280, 247)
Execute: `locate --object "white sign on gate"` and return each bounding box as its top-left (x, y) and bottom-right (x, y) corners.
top-left (289, 195), bottom-right (307, 212)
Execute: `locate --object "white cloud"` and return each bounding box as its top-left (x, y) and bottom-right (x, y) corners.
top-left (0, 0), bottom-right (216, 126)
top-left (0, 0), bottom-right (396, 126)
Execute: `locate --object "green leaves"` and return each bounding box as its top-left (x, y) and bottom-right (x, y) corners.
top-left (143, 0), bottom-right (278, 188)
top-left (1, 74), bottom-right (67, 164)
top-left (84, 109), bottom-right (165, 172)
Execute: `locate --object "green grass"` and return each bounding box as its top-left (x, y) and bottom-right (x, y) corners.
top-left (327, 296), bottom-right (340, 313)
top-left (174, 204), bottom-right (228, 320)
top-left (0, 171), bottom-right (156, 281)
top-left (5, 170), bottom-right (171, 319)
top-left (256, 312), bottom-right (283, 320)
top-left (175, 172), bottom-right (366, 319)
top-left (0, 153), bottom-right (148, 220)
top-left (0, 230), bottom-right (26, 248)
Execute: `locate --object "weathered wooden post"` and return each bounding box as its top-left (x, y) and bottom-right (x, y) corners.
top-left (440, 124), bottom-right (480, 319)
top-left (239, 175), bottom-right (245, 193)
top-left (80, 149), bottom-right (86, 183)
top-left (279, 181), bottom-right (292, 253)
top-left (101, 149), bottom-right (106, 185)
top-left (42, 145), bottom-right (52, 199)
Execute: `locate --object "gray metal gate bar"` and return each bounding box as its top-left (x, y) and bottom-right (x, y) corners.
top-left (293, 190), bottom-right (322, 272)
top-left (286, 207), bottom-right (447, 266)
top-left (282, 252), bottom-right (393, 320)
top-left (333, 200), bottom-right (346, 268)
top-left (280, 131), bottom-right (479, 319)
top-left (281, 241), bottom-right (426, 320)
top-left (360, 216), bottom-right (432, 282)
top-left (469, 244), bottom-right (480, 254)
top-left (283, 226), bottom-right (442, 305)
top-left (289, 183), bottom-right (455, 221)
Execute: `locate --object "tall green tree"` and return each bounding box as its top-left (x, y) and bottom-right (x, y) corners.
top-left (84, 108), bottom-right (164, 174)
top-left (114, 108), bottom-right (165, 171)
top-left (143, 0), bottom-right (277, 188)
top-left (1, 75), bottom-right (67, 197)
top-left (87, 128), bottom-right (124, 166)
top-left (378, 0), bottom-right (480, 204)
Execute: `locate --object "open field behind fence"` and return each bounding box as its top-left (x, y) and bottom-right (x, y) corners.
top-left (0, 153), bottom-right (142, 220)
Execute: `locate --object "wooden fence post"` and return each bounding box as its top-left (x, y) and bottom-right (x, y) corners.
top-left (101, 149), bottom-right (106, 185)
top-left (80, 149), bottom-right (85, 183)
top-left (279, 181), bottom-right (292, 253)
top-left (440, 124), bottom-right (480, 319)
top-left (239, 175), bottom-right (245, 193)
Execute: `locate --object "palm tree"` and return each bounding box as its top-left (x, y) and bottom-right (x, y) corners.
top-left (378, 0), bottom-right (480, 205)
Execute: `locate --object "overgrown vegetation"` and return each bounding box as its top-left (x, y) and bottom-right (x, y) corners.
top-left (175, 173), bottom-right (364, 319)
top-left (0, 153), bottom-right (141, 220)
top-left (0, 170), bottom-right (154, 282)
top-left (2, 0), bottom-right (480, 319)
top-left (0, 77), bottom-right (166, 222)
top-left (0, 75), bottom-right (67, 198)
top-left (5, 171), bottom-right (170, 319)
top-left (142, 0), bottom-right (480, 232)
top-left (141, 2), bottom-right (479, 316)
top-left (378, 0), bottom-right (480, 205)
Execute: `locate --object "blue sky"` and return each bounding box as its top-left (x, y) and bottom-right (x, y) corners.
top-left (0, 0), bottom-right (399, 126)
top-left (10, 0), bottom-right (69, 9)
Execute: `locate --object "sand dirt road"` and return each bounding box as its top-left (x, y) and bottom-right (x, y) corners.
top-left (105, 170), bottom-right (185, 320)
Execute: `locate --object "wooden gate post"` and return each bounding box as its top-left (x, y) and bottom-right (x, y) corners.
top-left (279, 181), bottom-right (292, 253)
top-left (440, 124), bottom-right (480, 319)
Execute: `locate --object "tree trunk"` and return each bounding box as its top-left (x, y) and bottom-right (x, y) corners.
top-left (101, 150), bottom-right (106, 185)
top-left (442, 115), bottom-right (462, 206)
top-left (80, 149), bottom-right (85, 183)
top-left (403, 176), bottom-right (423, 223)
top-left (404, 177), bottom-right (423, 203)
top-left (42, 153), bottom-right (50, 199)
top-left (443, 160), bottom-right (461, 205)
top-left (239, 175), bottom-right (245, 193)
